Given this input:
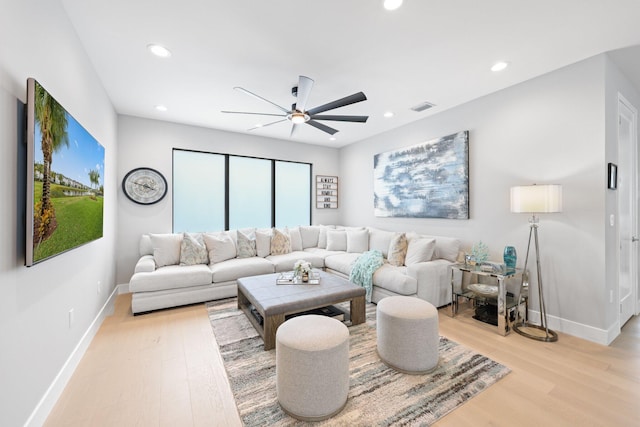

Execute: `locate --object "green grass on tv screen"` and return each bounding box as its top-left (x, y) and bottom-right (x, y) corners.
top-left (33, 182), bottom-right (103, 262)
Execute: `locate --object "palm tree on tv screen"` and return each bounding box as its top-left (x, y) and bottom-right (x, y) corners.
top-left (34, 82), bottom-right (69, 241)
top-left (89, 169), bottom-right (100, 194)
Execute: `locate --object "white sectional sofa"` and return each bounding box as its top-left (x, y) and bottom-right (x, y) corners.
top-left (128, 225), bottom-right (461, 314)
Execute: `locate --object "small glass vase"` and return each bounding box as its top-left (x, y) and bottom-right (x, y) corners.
top-left (503, 246), bottom-right (517, 270)
top-left (302, 272), bottom-right (309, 282)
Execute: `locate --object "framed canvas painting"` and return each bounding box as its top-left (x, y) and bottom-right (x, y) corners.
top-left (373, 131), bottom-right (469, 219)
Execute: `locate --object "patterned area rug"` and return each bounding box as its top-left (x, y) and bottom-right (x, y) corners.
top-left (206, 299), bottom-right (510, 426)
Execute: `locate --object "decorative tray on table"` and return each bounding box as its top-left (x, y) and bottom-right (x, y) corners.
top-left (276, 271), bottom-right (321, 285)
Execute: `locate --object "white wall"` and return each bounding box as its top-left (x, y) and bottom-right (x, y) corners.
top-left (0, 1), bottom-right (118, 426)
top-left (116, 116), bottom-right (340, 285)
top-left (340, 55), bottom-right (618, 343)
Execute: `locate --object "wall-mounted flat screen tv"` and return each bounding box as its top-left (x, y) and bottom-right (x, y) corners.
top-left (25, 78), bottom-right (105, 266)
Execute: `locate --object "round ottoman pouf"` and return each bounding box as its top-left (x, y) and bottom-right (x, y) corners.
top-left (276, 314), bottom-right (350, 421)
top-left (376, 296), bottom-right (439, 374)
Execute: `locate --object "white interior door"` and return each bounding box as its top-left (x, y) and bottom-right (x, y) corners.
top-left (618, 94), bottom-right (638, 327)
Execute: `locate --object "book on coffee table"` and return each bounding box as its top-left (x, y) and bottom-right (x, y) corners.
top-left (285, 305), bottom-right (345, 321)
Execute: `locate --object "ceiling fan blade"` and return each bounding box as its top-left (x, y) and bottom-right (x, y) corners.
top-left (306, 120), bottom-right (339, 135)
top-left (306, 91), bottom-right (367, 115)
top-left (234, 87), bottom-right (290, 114)
top-left (290, 123), bottom-right (299, 138)
top-left (248, 119), bottom-right (287, 131)
top-left (222, 111), bottom-right (286, 117)
top-left (309, 114), bottom-right (368, 123)
top-left (295, 76), bottom-right (314, 112)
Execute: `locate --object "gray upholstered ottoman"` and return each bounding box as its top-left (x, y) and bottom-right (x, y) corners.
top-left (376, 295), bottom-right (439, 374)
top-left (276, 315), bottom-right (350, 421)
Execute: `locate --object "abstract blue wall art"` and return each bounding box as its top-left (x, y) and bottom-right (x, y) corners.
top-left (374, 131), bottom-right (469, 219)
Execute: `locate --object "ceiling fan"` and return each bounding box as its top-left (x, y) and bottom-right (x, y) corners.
top-left (222, 75), bottom-right (368, 136)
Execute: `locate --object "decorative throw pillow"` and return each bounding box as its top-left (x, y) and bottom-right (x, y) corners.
top-left (347, 229), bottom-right (369, 253)
top-left (203, 233), bottom-right (237, 264)
top-left (387, 232), bottom-right (408, 266)
top-left (404, 237), bottom-right (436, 265)
top-left (317, 225), bottom-right (335, 249)
top-left (150, 233), bottom-right (183, 267)
top-left (236, 230), bottom-right (257, 258)
top-left (326, 229), bottom-right (347, 251)
top-left (179, 232), bottom-right (209, 265)
top-left (288, 226), bottom-right (303, 251)
top-left (270, 228), bottom-right (291, 255)
top-left (255, 229), bottom-right (272, 257)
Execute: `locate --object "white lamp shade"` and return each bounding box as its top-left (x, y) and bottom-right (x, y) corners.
top-left (510, 184), bottom-right (562, 213)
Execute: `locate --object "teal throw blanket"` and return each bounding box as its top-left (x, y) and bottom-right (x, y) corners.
top-left (350, 250), bottom-right (384, 303)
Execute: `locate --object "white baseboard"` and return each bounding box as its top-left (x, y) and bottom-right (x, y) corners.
top-left (24, 286), bottom-right (119, 427)
top-left (527, 309), bottom-right (616, 345)
top-left (117, 282), bottom-right (130, 294)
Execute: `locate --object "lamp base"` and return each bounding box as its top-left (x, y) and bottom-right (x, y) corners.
top-left (513, 322), bottom-right (558, 342)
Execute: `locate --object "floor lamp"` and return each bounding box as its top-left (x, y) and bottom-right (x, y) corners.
top-left (510, 184), bottom-right (562, 342)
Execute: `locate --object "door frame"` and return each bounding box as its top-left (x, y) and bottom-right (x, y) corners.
top-left (617, 93), bottom-right (639, 327)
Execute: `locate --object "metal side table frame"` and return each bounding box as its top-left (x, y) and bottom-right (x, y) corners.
top-left (450, 263), bottom-right (528, 336)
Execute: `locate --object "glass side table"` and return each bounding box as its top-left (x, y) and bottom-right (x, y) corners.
top-left (449, 263), bottom-right (528, 336)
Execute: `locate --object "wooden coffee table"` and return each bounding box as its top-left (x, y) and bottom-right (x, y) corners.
top-left (237, 271), bottom-right (366, 350)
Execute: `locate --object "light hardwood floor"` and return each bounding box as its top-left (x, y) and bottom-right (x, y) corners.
top-left (45, 293), bottom-right (640, 426)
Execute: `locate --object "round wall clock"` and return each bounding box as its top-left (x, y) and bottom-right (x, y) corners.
top-left (122, 167), bottom-right (168, 205)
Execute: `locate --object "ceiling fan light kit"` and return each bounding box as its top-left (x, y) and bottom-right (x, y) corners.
top-left (289, 112), bottom-right (309, 124)
top-left (222, 75), bottom-right (368, 137)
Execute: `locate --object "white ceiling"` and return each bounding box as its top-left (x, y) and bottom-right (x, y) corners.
top-left (61, 0), bottom-right (640, 148)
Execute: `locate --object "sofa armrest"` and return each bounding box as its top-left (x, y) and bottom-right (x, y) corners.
top-left (406, 259), bottom-right (458, 307)
top-left (134, 255), bottom-right (156, 274)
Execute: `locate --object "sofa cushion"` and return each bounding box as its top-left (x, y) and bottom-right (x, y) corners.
top-left (204, 233), bottom-right (237, 264)
top-left (347, 229), bottom-right (369, 253)
top-left (271, 228), bottom-right (292, 255)
top-left (139, 234), bottom-right (153, 256)
top-left (373, 264), bottom-right (417, 295)
top-left (210, 257), bottom-right (274, 283)
top-left (303, 247), bottom-right (346, 258)
top-left (130, 264), bottom-right (212, 293)
top-left (150, 233), bottom-right (183, 267)
top-left (180, 232), bottom-right (209, 265)
top-left (288, 226), bottom-right (303, 251)
top-left (324, 253), bottom-right (360, 276)
top-left (236, 230), bottom-right (257, 258)
top-left (368, 227), bottom-right (395, 258)
top-left (266, 251), bottom-right (324, 272)
top-left (432, 236), bottom-right (461, 262)
top-left (408, 232), bottom-right (461, 262)
top-left (387, 233), bottom-right (408, 266)
top-left (326, 229), bottom-right (347, 251)
top-left (255, 229), bottom-right (272, 257)
top-left (300, 225), bottom-right (320, 248)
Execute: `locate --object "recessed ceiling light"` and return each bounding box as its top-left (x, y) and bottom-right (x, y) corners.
top-left (255, 123), bottom-right (263, 128)
top-left (384, 0), bottom-right (403, 11)
top-left (329, 137), bottom-right (336, 141)
top-left (384, 111), bottom-right (394, 118)
top-left (154, 104), bottom-right (168, 112)
top-left (147, 44), bottom-right (172, 58)
top-left (491, 61), bottom-right (509, 72)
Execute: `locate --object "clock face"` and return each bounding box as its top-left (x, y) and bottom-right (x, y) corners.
top-left (122, 168), bottom-right (167, 205)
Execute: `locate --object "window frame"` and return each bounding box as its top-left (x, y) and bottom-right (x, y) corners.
top-left (172, 148), bottom-right (312, 231)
